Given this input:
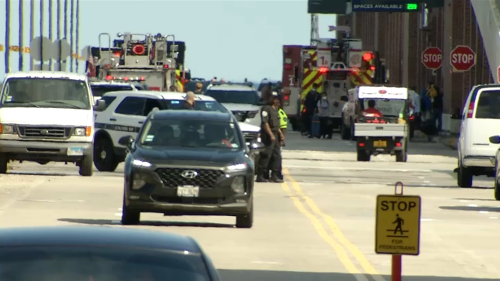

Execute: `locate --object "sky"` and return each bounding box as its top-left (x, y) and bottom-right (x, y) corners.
top-left (0, 0), bottom-right (337, 82)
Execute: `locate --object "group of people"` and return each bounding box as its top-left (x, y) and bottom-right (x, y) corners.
top-left (410, 81), bottom-right (443, 137)
top-left (301, 83), bottom-right (334, 139)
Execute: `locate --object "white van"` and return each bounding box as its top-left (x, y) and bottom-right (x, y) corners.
top-left (0, 71), bottom-right (96, 176)
top-left (457, 84), bottom-right (500, 187)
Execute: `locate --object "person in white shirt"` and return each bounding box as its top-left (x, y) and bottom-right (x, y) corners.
top-left (317, 93), bottom-right (332, 139)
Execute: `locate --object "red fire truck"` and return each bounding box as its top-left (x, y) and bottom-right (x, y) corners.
top-left (281, 39), bottom-right (377, 131)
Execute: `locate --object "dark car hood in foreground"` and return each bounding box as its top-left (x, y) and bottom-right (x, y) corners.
top-left (133, 146), bottom-right (247, 167)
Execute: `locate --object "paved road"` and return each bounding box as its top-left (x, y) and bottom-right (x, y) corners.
top-left (1, 132), bottom-right (499, 281)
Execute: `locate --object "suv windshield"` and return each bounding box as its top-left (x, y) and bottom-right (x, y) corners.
top-left (0, 246), bottom-right (210, 281)
top-left (91, 84), bottom-right (134, 97)
top-left (140, 118), bottom-right (242, 149)
top-left (361, 99), bottom-right (406, 117)
top-left (205, 89), bottom-right (259, 105)
top-left (1, 78), bottom-right (91, 109)
top-left (166, 100), bottom-right (228, 113)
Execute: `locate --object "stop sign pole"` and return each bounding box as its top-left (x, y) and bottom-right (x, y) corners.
top-left (450, 45), bottom-right (476, 72)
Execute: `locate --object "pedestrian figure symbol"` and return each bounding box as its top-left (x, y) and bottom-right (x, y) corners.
top-left (393, 214), bottom-right (404, 234)
top-left (386, 214), bottom-right (409, 238)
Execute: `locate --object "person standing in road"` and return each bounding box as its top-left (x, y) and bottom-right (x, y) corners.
top-left (183, 92), bottom-right (196, 109)
top-left (256, 88), bottom-right (284, 183)
top-left (317, 93), bottom-right (332, 139)
top-left (265, 94), bottom-right (288, 181)
top-left (409, 86), bottom-right (421, 140)
top-left (194, 83), bottom-right (204, 95)
top-left (303, 83), bottom-right (320, 138)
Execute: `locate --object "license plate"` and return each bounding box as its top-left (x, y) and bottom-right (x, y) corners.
top-left (373, 141), bottom-right (387, 147)
top-left (177, 185), bottom-right (199, 197)
top-left (67, 147), bottom-right (84, 156)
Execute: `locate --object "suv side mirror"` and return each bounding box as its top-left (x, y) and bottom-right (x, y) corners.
top-left (340, 95), bottom-right (348, 102)
top-left (249, 141), bottom-right (265, 153)
top-left (94, 99), bottom-right (106, 111)
top-left (489, 136), bottom-right (500, 144)
top-left (119, 135), bottom-right (134, 147)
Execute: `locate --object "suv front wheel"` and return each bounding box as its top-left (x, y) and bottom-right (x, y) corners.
top-left (235, 201), bottom-right (253, 228)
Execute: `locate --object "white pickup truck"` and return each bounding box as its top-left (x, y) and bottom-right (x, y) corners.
top-left (0, 71), bottom-right (96, 176)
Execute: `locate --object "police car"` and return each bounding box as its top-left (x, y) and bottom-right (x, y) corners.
top-left (93, 91), bottom-right (260, 172)
top-left (90, 81), bottom-right (140, 105)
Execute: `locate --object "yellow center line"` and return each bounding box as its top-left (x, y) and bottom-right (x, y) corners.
top-left (280, 180), bottom-right (369, 281)
top-left (282, 168), bottom-right (387, 281)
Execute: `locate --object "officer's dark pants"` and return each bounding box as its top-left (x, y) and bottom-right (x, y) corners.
top-left (264, 151), bottom-right (283, 180)
top-left (257, 133), bottom-right (281, 178)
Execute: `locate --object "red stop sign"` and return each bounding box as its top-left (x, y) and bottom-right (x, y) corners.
top-left (421, 47), bottom-right (442, 69)
top-left (450, 45), bottom-right (476, 72)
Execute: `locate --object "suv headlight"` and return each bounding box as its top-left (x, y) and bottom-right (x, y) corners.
top-left (132, 159), bottom-right (152, 168)
top-left (226, 163), bottom-right (247, 172)
top-left (0, 124), bottom-right (15, 134)
top-left (74, 127), bottom-right (91, 136)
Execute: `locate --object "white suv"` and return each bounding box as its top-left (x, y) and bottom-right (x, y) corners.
top-left (457, 84), bottom-right (500, 187)
top-left (93, 91), bottom-right (260, 171)
top-left (205, 83), bottom-right (262, 127)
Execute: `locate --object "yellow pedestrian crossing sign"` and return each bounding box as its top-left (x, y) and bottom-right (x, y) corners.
top-left (375, 195), bottom-right (421, 255)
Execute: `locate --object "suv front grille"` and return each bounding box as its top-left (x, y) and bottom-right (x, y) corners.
top-left (243, 132), bottom-right (258, 143)
top-left (155, 168), bottom-right (224, 189)
top-left (18, 126), bottom-right (71, 139)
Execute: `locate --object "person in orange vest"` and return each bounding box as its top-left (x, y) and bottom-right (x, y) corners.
top-left (362, 100), bottom-right (383, 118)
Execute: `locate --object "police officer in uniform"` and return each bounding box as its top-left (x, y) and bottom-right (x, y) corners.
top-left (264, 93), bottom-right (288, 180)
top-left (256, 88), bottom-right (284, 183)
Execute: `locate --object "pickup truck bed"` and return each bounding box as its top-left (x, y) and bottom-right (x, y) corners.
top-left (354, 123), bottom-right (406, 137)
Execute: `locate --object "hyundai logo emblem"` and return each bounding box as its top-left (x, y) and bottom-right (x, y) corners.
top-left (40, 129), bottom-right (49, 135)
top-left (181, 170), bottom-right (198, 179)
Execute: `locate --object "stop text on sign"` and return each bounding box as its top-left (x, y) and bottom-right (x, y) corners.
top-left (423, 54), bottom-right (442, 63)
top-left (380, 200), bottom-right (417, 211)
top-left (451, 53), bottom-right (474, 64)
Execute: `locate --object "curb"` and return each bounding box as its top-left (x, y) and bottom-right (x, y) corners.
top-left (439, 137), bottom-right (458, 150)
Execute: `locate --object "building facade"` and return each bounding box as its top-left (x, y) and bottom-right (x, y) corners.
top-left (338, 0), bottom-right (492, 119)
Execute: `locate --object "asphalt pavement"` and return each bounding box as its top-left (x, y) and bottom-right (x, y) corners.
top-left (1, 131), bottom-right (499, 281)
